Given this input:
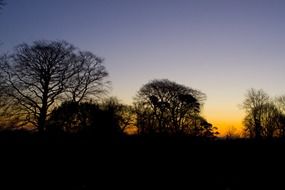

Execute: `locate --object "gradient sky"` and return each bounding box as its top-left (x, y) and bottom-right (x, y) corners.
top-left (1, 0), bottom-right (285, 135)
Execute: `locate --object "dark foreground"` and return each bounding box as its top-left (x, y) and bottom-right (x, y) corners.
top-left (0, 132), bottom-right (284, 189)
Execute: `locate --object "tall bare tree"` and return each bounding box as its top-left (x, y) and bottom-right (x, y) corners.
top-left (1, 40), bottom-right (109, 132)
top-left (242, 89), bottom-right (270, 138)
top-left (241, 88), bottom-right (285, 138)
top-left (2, 41), bottom-right (76, 132)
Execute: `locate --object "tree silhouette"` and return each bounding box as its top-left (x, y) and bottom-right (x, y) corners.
top-left (0, 55), bottom-right (29, 129)
top-left (225, 126), bottom-right (241, 139)
top-left (1, 40), bottom-right (108, 132)
top-left (242, 88), bottom-right (284, 139)
top-left (2, 41), bottom-right (77, 132)
top-left (66, 51), bottom-right (109, 102)
top-left (47, 101), bottom-right (100, 134)
top-left (47, 100), bottom-right (124, 138)
top-left (242, 89), bottom-right (269, 139)
top-left (100, 97), bottom-right (135, 134)
top-left (273, 95), bottom-right (285, 137)
top-left (134, 79), bottom-right (216, 137)
top-left (0, 56), bottom-right (5, 96)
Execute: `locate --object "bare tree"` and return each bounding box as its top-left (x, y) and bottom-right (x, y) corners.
top-left (0, 55), bottom-right (17, 128)
top-left (66, 51), bottom-right (109, 102)
top-left (274, 95), bottom-right (285, 137)
top-left (242, 89), bottom-right (269, 139)
top-left (0, 55), bottom-right (5, 93)
top-left (225, 126), bottom-right (240, 139)
top-left (2, 41), bottom-right (76, 132)
top-left (242, 88), bottom-right (284, 139)
top-left (1, 40), bottom-right (109, 132)
top-left (275, 95), bottom-right (285, 113)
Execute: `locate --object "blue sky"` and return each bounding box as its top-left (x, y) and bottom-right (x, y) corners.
top-left (1, 0), bottom-right (285, 134)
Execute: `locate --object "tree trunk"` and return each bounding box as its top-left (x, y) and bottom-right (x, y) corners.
top-left (38, 107), bottom-right (47, 133)
top-left (254, 119), bottom-right (261, 139)
top-left (38, 83), bottom-right (49, 133)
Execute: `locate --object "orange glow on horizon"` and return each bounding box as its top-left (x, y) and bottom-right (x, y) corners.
top-left (119, 97), bottom-right (246, 137)
top-left (204, 114), bottom-right (243, 137)
top-left (203, 106), bottom-right (245, 137)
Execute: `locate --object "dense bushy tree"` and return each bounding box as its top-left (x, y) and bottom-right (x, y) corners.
top-left (47, 99), bottom-right (130, 137)
top-left (134, 79), bottom-right (217, 137)
top-left (100, 97), bottom-right (135, 134)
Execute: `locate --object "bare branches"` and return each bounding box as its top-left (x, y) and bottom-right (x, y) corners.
top-left (1, 40), bottom-right (109, 132)
top-left (242, 88), bottom-right (285, 139)
top-left (66, 51), bottom-right (109, 102)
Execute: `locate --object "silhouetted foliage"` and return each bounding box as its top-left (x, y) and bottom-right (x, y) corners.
top-left (47, 99), bottom-right (126, 138)
top-left (100, 97), bottom-right (136, 134)
top-left (134, 79), bottom-right (217, 137)
top-left (0, 41), bottom-right (108, 132)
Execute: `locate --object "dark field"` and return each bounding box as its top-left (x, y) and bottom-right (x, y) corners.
top-left (0, 132), bottom-right (284, 189)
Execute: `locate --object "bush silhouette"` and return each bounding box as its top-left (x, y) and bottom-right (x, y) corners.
top-left (47, 101), bottom-right (122, 138)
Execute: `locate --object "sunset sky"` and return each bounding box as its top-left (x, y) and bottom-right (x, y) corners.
top-left (1, 0), bottom-right (285, 135)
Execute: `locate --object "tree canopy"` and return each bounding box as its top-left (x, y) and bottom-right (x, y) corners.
top-left (134, 79), bottom-right (217, 137)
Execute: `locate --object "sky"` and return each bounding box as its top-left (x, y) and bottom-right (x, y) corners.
top-left (1, 0), bottom-right (285, 135)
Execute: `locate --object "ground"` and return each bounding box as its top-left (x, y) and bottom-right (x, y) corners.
top-left (0, 134), bottom-right (283, 189)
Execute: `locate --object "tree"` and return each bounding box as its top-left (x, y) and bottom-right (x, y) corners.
top-left (66, 51), bottom-right (109, 102)
top-left (275, 95), bottom-right (285, 113)
top-left (134, 79), bottom-right (216, 137)
top-left (1, 41), bottom-right (108, 132)
top-left (0, 55), bottom-right (6, 94)
top-left (47, 99), bottom-right (127, 137)
top-left (47, 101), bottom-right (102, 134)
top-left (242, 88), bottom-right (284, 139)
top-left (225, 126), bottom-right (241, 139)
top-left (242, 89), bottom-right (269, 138)
top-left (100, 97), bottom-right (135, 134)
top-left (274, 95), bottom-right (285, 137)
top-left (0, 55), bottom-right (23, 129)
